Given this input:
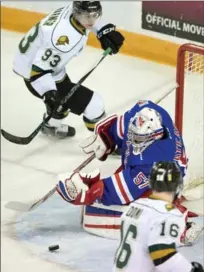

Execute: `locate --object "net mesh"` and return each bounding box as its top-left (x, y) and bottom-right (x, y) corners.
top-left (185, 51), bottom-right (204, 75)
top-left (182, 46), bottom-right (204, 195)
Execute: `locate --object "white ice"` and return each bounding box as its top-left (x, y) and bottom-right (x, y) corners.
top-left (1, 30), bottom-right (203, 272)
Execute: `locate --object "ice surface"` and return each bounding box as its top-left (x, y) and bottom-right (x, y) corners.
top-left (13, 194), bottom-right (204, 272)
top-left (1, 30), bottom-right (203, 272)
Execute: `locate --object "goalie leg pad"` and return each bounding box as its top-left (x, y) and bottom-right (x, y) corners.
top-left (82, 204), bottom-right (123, 239)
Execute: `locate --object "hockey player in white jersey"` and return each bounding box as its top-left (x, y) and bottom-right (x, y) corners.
top-left (113, 161), bottom-right (204, 272)
top-left (13, 1), bottom-right (124, 138)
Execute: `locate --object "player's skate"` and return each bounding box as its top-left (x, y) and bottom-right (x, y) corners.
top-left (41, 123), bottom-right (76, 139)
top-left (41, 115), bottom-right (76, 139)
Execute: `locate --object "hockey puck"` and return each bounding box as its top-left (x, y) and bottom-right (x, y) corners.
top-left (48, 245), bottom-right (59, 252)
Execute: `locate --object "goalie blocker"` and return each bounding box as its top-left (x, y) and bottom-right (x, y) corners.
top-left (56, 103), bottom-right (203, 266)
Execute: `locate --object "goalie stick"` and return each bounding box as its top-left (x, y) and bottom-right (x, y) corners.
top-left (5, 153), bottom-right (95, 212)
top-left (1, 48), bottom-right (112, 145)
top-left (4, 84), bottom-right (180, 212)
top-left (155, 83), bottom-right (179, 104)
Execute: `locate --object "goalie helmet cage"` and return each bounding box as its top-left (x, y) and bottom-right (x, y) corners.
top-left (175, 43), bottom-right (204, 192)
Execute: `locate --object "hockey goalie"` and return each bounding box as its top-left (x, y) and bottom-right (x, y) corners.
top-left (56, 100), bottom-right (203, 244)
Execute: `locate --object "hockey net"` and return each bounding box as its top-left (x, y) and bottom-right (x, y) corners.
top-left (81, 44), bottom-right (204, 238)
top-left (175, 43), bottom-right (204, 200)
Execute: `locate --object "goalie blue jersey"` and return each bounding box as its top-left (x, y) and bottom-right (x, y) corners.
top-left (101, 100), bottom-right (187, 206)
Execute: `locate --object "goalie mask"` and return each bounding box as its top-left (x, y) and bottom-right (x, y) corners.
top-left (73, 1), bottom-right (102, 28)
top-left (128, 107), bottom-right (164, 155)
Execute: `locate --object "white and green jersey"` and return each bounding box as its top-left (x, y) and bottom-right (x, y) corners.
top-left (113, 197), bottom-right (193, 272)
top-left (13, 4), bottom-right (104, 96)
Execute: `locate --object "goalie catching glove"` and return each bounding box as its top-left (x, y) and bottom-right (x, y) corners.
top-left (56, 169), bottom-right (104, 205)
top-left (80, 114), bottom-right (117, 161)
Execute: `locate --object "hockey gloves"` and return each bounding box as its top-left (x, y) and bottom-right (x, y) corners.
top-left (80, 114), bottom-right (117, 161)
top-left (56, 169), bottom-right (104, 205)
top-left (43, 90), bottom-right (69, 119)
top-left (80, 133), bottom-right (115, 161)
top-left (97, 24), bottom-right (124, 54)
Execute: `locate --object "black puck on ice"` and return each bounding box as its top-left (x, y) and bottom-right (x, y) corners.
top-left (48, 245), bottom-right (59, 252)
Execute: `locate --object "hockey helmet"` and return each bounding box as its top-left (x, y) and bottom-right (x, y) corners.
top-left (149, 161), bottom-right (183, 196)
top-left (73, 1), bottom-right (102, 27)
top-left (128, 107), bottom-right (164, 155)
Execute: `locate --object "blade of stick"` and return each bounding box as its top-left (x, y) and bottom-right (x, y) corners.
top-left (1, 113), bottom-right (52, 145)
top-left (4, 201), bottom-right (31, 212)
top-left (28, 187), bottom-right (56, 211)
top-left (28, 153), bottom-right (95, 211)
top-left (4, 188), bottom-right (56, 213)
top-left (5, 154), bottom-right (96, 213)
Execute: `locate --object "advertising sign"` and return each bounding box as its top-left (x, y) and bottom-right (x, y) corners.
top-left (142, 1), bottom-right (204, 43)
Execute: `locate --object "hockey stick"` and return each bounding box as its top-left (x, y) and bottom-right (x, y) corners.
top-left (1, 48), bottom-right (112, 145)
top-left (5, 153), bottom-right (95, 212)
top-left (155, 83), bottom-right (179, 104)
top-left (3, 85), bottom-right (179, 211)
top-left (14, 86), bottom-right (178, 211)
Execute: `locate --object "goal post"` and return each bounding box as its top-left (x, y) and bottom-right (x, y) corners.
top-left (175, 43), bottom-right (204, 200)
top-left (81, 44), bottom-right (204, 234)
top-left (175, 43), bottom-right (204, 135)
